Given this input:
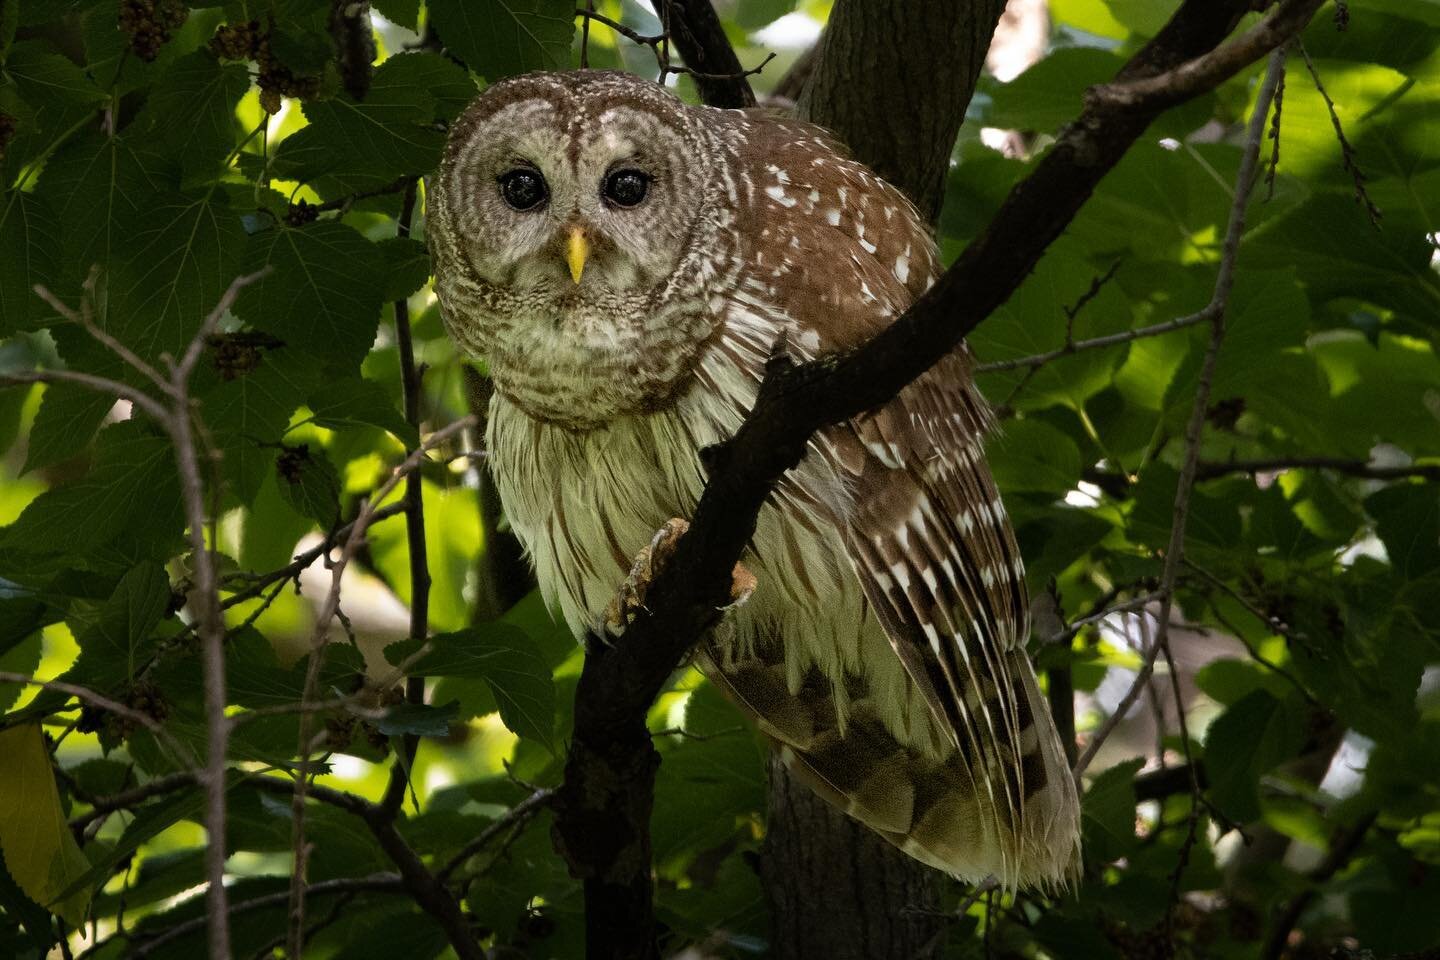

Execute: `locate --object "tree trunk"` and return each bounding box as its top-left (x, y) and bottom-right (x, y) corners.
top-left (762, 755), bottom-right (944, 960)
top-left (759, 5), bottom-right (1007, 957)
top-left (797, 0), bottom-right (1007, 223)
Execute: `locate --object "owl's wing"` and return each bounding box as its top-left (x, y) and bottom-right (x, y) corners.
top-left (715, 119), bottom-right (1078, 882)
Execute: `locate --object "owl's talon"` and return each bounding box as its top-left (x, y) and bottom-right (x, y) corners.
top-left (603, 518), bottom-right (755, 640)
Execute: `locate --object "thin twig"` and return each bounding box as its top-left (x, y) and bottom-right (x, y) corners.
top-left (978, 305), bottom-right (1214, 374)
top-left (576, 7), bottom-right (775, 88)
top-left (285, 415), bottom-right (474, 957)
top-left (1195, 455), bottom-right (1440, 482)
top-left (1297, 41), bottom-right (1381, 227)
top-left (1074, 48), bottom-right (1287, 785)
top-left (126, 874), bottom-right (405, 958)
top-left (437, 788), bottom-right (557, 884)
top-left (67, 772), bottom-right (195, 833)
top-left (0, 368), bottom-right (170, 422)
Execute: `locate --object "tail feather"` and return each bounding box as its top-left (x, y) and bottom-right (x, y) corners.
top-left (699, 645), bottom-right (1080, 889)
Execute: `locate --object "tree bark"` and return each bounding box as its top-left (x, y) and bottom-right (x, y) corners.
top-left (761, 5), bottom-right (1006, 955)
top-left (762, 756), bottom-right (943, 960)
top-left (797, 0), bottom-right (1008, 223)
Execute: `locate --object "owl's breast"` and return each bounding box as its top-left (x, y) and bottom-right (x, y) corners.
top-left (439, 277), bottom-right (719, 430)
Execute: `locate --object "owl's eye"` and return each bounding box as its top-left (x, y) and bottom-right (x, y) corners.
top-left (602, 169), bottom-right (650, 207)
top-left (499, 169), bottom-right (547, 211)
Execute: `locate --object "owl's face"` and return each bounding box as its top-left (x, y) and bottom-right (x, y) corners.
top-left (429, 71), bottom-right (737, 428)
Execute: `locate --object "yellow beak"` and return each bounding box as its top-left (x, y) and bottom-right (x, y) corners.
top-left (565, 227), bottom-right (589, 285)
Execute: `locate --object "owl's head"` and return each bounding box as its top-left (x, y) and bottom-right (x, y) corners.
top-left (429, 70), bottom-right (734, 427)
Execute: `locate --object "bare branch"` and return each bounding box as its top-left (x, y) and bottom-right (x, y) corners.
top-left (127, 873), bottom-right (406, 959)
top-left (976, 305), bottom-right (1213, 374)
top-left (0, 368), bottom-right (170, 422)
top-left (1196, 455), bottom-right (1440, 482)
top-left (437, 788), bottom-right (556, 885)
top-left (577, 6), bottom-right (775, 95)
top-left (67, 772), bottom-right (196, 833)
top-left (1088, 0), bottom-right (1317, 111)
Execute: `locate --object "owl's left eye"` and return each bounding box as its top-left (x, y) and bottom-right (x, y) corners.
top-left (602, 169), bottom-right (650, 208)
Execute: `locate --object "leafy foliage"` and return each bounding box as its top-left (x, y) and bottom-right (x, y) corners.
top-left (0, 1), bottom-right (1436, 958)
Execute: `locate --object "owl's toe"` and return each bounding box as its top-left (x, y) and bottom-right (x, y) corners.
top-left (602, 517), bottom-right (755, 640)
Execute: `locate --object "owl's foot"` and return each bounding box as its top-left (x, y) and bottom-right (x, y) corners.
top-left (603, 518), bottom-right (756, 640)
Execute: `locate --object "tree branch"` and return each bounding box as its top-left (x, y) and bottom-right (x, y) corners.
top-left (381, 178), bottom-right (429, 821)
top-left (553, 2), bottom-right (1323, 956)
top-left (1195, 455), bottom-right (1440, 482)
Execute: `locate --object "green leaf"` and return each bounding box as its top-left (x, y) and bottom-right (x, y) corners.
top-left (134, 51), bottom-right (249, 184)
top-left (734, 0), bottom-right (798, 29)
top-left (3, 41), bottom-right (106, 106)
top-left (1081, 756), bottom-right (1144, 863)
top-left (376, 236), bottom-right (431, 302)
top-left (1203, 690), bottom-right (1305, 823)
top-left (0, 725), bottom-right (93, 924)
top-left (984, 48), bottom-right (1126, 133)
top-left (0, 847), bottom-right (56, 957)
top-left (274, 443), bottom-right (341, 529)
top-left (1246, 194), bottom-right (1440, 324)
top-left (236, 222), bottom-right (385, 370)
top-left (987, 418), bottom-right (1083, 495)
top-left (386, 625), bottom-right (555, 748)
top-left (1194, 658), bottom-right (1291, 707)
top-left (33, 132), bottom-right (173, 299)
top-left (375, 699), bottom-right (460, 737)
top-left (21, 383), bottom-right (113, 474)
top-left (0, 191), bottom-right (59, 334)
top-left (0, 421), bottom-right (182, 575)
top-left (372, 0), bottom-right (420, 29)
top-left (971, 239), bottom-right (1134, 412)
top-left (197, 344), bottom-right (319, 505)
top-left (271, 54), bottom-right (463, 187)
top-left (1366, 482), bottom-right (1440, 579)
top-left (68, 560), bottom-right (172, 682)
top-left (428, 0), bottom-right (575, 78)
top-left (106, 189), bottom-right (248, 363)
top-left (306, 376), bottom-right (418, 446)
top-left (0, 631), bottom-right (41, 712)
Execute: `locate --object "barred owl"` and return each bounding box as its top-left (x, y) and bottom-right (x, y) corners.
top-left (428, 70), bottom-right (1080, 887)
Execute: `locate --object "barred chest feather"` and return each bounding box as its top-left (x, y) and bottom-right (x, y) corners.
top-left (485, 303), bottom-right (947, 757)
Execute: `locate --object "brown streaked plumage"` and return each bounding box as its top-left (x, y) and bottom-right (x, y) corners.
top-left (427, 69), bottom-right (1080, 887)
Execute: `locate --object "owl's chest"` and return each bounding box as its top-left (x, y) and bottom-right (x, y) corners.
top-left (485, 383), bottom-right (724, 637)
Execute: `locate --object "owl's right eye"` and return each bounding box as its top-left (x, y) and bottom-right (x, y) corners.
top-left (499, 169), bottom-right (547, 211)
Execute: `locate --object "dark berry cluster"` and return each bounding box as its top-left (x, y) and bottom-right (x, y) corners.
top-left (209, 19), bottom-right (321, 115)
top-left (118, 0), bottom-right (189, 63)
top-left (77, 681), bottom-right (169, 744)
top-left (207, 331), bottom-right (282, 381)
top-left (276, 443), bottom-right (313, 485)
top-left (285, 197), bottom-right (320, 227)
top-left (208, 18), bottom-right (257, 61)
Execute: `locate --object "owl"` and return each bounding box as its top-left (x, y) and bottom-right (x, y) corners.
top-left (427, 70), bottom-right (1080, 888)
